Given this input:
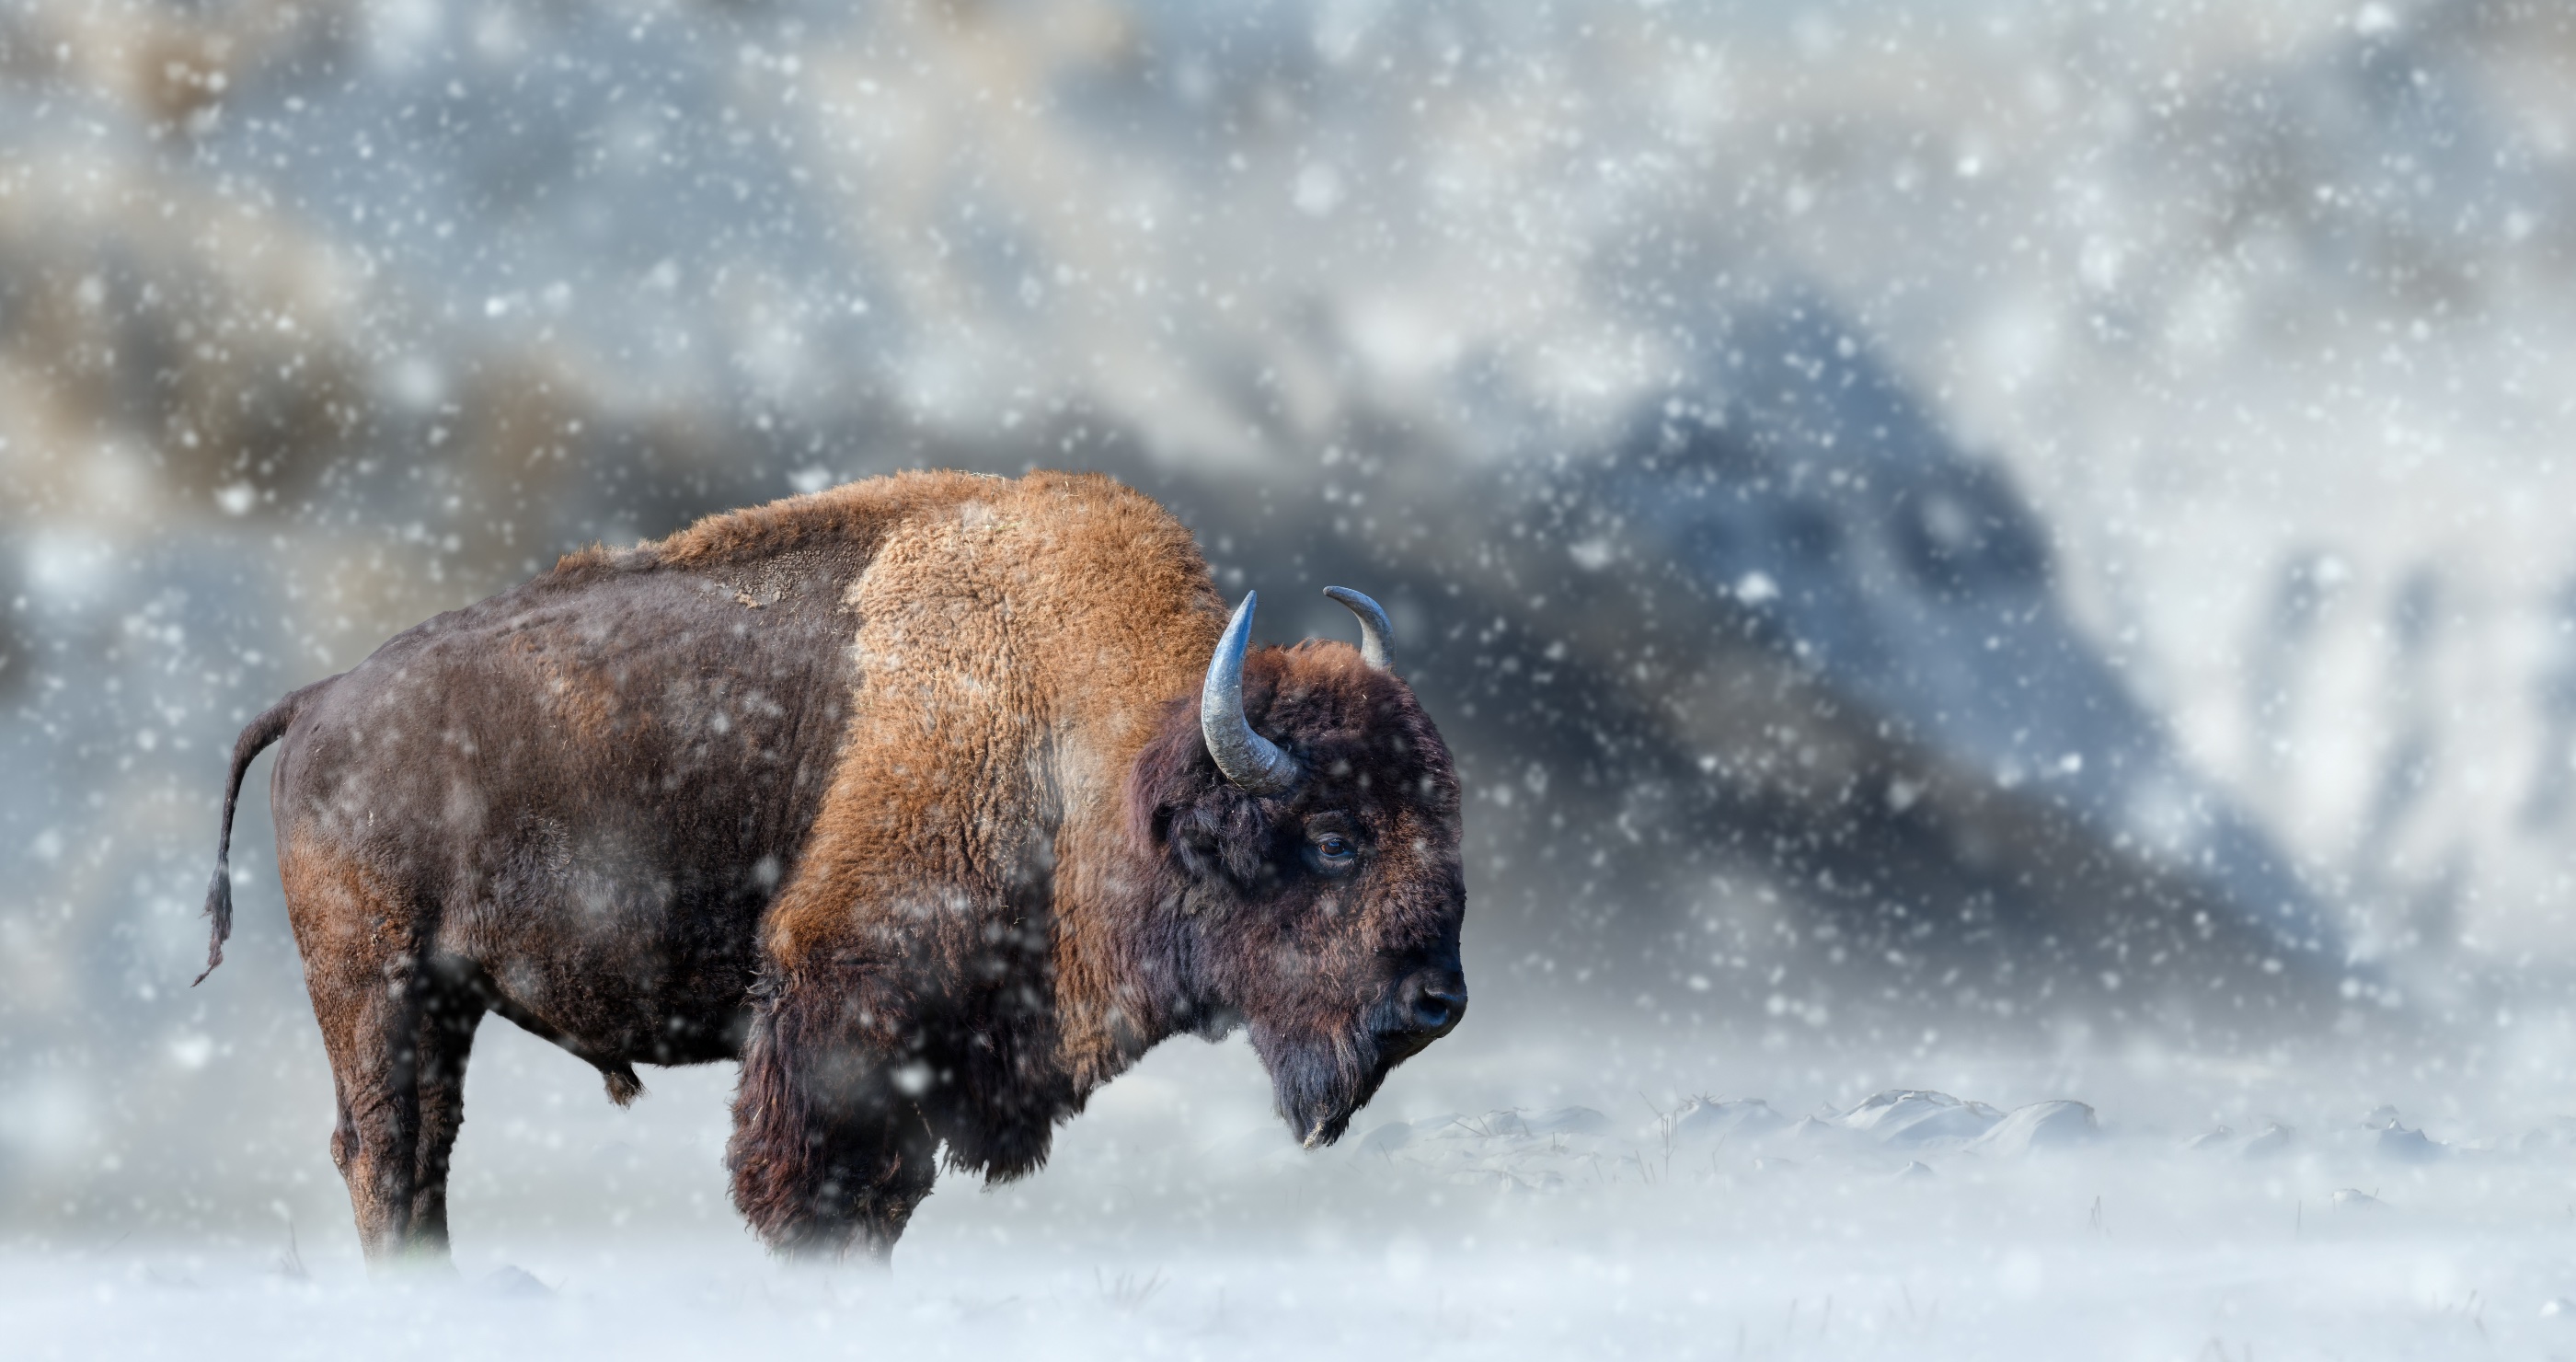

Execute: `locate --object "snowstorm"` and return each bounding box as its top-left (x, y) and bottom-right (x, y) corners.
top-left (6, 0), bottom-right (2575, 1356)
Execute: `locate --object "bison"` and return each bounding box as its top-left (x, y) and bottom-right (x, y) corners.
top-left (195, 470), bottom-right (1467, 1264)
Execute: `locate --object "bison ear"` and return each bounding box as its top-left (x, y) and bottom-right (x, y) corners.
top-left (1153, 800), bottom-right (1262, 915)
top-left (1159, 806), bottom-right (1228, 890)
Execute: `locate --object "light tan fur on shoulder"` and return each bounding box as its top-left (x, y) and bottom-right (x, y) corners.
top-left (740, 471), bottom-right (1226, 1085)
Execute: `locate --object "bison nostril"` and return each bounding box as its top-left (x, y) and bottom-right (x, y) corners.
top-left (1398, 972), bottom-right (1468, 1034)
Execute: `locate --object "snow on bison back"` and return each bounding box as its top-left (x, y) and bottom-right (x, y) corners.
top-left (192, 470), bottom-right (1468, 1266)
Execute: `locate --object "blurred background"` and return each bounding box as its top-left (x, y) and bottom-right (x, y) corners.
top-left (4, 0), bottom-right (2575, 1256)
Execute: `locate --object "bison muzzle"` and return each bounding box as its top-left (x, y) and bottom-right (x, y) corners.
top-left (195, 471), bottom-right (1466, 1264)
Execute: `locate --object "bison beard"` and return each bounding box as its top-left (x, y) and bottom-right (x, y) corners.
top-left (1254, 1019), bottom-right (1393, 1150)
top-left (196, 470), bottom-right (1466, 1265)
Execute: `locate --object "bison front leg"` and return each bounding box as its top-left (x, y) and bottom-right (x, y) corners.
top-left (727, 973), bottom-right (938, 1261)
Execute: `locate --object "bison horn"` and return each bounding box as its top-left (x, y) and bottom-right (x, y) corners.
top-left (1202, 592), bottom-right (1299, 795)
top-left (1322, 586), bottom-right (1392, 671)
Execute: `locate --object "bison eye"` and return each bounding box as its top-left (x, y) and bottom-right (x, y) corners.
top-left (1306, 831), bottom-right (1358, 874)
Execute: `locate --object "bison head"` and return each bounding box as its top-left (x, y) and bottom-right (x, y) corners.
top-left (1130, 589), bottom-right (1467, 1148)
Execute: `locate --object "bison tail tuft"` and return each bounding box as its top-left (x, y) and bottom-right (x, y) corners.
top-left (194, 676), bottom-right (337, 986)
top-left (193, 863), bottom-right (235, 988)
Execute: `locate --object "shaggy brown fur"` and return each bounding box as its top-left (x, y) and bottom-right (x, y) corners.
top-left (199, 470), bottom-right (1466, 1264)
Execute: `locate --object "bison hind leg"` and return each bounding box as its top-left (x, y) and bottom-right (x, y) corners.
top-left (313, 970), bottom-right (433, 1267)
top-left (408, 985), bottom-right (485, 1255)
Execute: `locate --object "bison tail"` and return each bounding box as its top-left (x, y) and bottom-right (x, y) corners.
top-left (194, 677), bottom-right (337, 986)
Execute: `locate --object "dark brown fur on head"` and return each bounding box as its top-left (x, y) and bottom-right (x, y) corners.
top-left (1128, 641), bottom-right (1466, 1147)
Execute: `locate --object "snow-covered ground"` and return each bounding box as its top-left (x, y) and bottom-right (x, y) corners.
top-left (14, 1029), bottom-right (2576, 1360)
top-left (15, 1225), bottom-right (2563, 1362)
